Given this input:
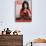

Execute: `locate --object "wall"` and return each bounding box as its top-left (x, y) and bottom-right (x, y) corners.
top-left (0, 0), bottom-right (46, 45)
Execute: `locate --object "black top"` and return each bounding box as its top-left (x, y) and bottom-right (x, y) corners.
top-left (6, 28), bottom-right (11, 33)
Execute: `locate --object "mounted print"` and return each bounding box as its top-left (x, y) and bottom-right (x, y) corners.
top-left (15, 0), bottom-right (32, 22)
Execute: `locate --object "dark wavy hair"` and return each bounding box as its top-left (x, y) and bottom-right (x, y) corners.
top-left (21, 1), bottom-right (29, 10)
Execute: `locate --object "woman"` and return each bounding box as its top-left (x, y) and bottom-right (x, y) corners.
top-left (20, 1), bottom-right (32, 20)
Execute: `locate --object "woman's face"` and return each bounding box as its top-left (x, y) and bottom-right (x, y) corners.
top-left (24, 4), bottom-right (27, 9)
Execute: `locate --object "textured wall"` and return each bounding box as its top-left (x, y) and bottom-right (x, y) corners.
top-left (0, 35), bottom-right (23, 46)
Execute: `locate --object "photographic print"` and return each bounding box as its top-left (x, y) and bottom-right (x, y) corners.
top-left (15, 0), bottom-right (32, 22)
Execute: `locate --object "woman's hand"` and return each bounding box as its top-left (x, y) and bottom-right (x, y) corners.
top-left (24, 9), bottom-right (27, 13)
